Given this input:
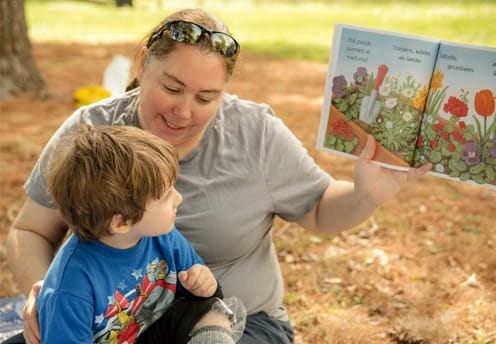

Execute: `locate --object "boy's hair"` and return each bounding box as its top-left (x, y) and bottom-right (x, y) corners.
top-left (47, 125), bottom-right (179, 241)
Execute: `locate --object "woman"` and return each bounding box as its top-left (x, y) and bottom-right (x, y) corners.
top-left (6, 8), bottom-right (431, 344)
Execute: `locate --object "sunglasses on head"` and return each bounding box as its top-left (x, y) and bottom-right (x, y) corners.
top-left (148, 20), bottom-right (240, 57)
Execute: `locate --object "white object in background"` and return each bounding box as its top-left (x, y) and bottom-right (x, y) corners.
top-left (102, 55), bottom-right (132, 96)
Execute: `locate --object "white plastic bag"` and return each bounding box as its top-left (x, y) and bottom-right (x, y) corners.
top-left (102, 54), bottom-right (132, 96)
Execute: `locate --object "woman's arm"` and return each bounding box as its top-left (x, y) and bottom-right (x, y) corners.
top-left (6, 197), bottom-right (68, 344)
top-left (7, 197), bottom-right (68, 296)
top-left (298, 135), bottom-right (432, 234)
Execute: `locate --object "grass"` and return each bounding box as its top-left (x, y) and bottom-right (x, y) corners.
top-left (25, 0), bottom-right (496, 62)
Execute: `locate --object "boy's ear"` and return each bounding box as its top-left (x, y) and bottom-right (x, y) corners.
top-left (110, 214), bottom-right (132, 234)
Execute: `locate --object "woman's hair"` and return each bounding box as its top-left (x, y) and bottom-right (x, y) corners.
top-left (126, 8), bottom-right (238, 90)
top-left (47, 125), bottom-right (179, 241)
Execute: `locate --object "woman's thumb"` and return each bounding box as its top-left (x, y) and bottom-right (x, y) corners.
top-left (359, 134), bottom-right (376, 160)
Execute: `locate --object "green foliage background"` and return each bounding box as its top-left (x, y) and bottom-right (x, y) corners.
top-left (26, 0), bottom-right (496, 62)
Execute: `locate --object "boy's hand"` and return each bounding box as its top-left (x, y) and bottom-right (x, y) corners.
top-left (178, 264), bottom-right (218, 298)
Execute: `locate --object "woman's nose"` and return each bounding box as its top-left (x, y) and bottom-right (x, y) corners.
top-left (172, 96), bottom-right (192, 120)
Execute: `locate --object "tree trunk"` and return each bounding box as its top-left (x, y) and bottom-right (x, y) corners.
top-left (0, 0), bottom-right (45, 100)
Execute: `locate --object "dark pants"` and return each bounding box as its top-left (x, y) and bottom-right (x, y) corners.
top-left (238, 311), bottom-right (294, 344)
top-left (2, 297), bottom-right (217, 344)
top-left (2, 307), bottom-right (294, 344)
top-left (137, 296), bottom-right (219, 344)
top-left (1, 333), bottom-right (23, 344)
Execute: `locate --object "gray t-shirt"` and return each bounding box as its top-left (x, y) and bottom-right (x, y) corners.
top-left (25, 88), bottom-right (331, 320)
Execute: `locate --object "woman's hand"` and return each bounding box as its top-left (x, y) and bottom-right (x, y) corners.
top-left (178, 264), bottom-right (218, 298)
top-left (23, 280), bottom-right (43, 344)
top-left (355, 134), bottom-right (432, 209)
top-left (299, 135), bottom-right (432, 234)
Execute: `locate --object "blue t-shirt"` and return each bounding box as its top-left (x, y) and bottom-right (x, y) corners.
top-left (37, 228), bottom-right (205, 344)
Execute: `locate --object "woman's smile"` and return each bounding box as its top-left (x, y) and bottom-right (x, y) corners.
top-left (163, 116), bottom-right (184, 131)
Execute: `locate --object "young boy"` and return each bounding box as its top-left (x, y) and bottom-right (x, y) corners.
top-left (37, 125), bottom-right (245, 344)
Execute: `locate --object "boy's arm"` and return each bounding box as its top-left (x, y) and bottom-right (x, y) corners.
top-left (169, 228), bottom-right (223, 299)
top-left (38, 292), bottom-right (95, 344)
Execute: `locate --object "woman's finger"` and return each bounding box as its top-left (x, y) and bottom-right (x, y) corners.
top-left (23, 281), bottom-right (43, 344)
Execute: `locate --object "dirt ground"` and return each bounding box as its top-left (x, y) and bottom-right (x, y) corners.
top-left (1, 42), bottom-right (495, 343)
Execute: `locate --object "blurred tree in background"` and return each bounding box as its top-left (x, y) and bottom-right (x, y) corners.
top-left (115, 0), bottom-right (133, 7)
top-left (0, 0), bottom-right (45, 100)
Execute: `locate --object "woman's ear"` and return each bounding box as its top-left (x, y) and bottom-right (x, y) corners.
top-left (137, 46), bottom-right (148, 83)
top-left (110, 214), bottom-right (132, 234)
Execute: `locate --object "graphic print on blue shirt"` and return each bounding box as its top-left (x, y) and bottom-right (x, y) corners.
top-left (94, 257), bottom-right (177, 344)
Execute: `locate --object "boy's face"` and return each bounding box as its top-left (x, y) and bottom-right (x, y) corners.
top-left (131, 187), bottom-right (183, 237)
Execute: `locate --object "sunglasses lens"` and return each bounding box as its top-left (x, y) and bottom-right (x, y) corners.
top-left (211, 33), bottom-right (239, 57)
top-left (159, 21), bottom-right (239, 57)
top-left (169, 22), bottom-right (202, 43)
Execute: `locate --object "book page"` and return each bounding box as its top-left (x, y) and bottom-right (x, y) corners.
top-left (317, 24), bottom-right (440, 170)
top-left (414, 42), bottom-right (496, 189)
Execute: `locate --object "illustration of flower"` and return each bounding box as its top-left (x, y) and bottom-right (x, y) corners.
top-left (385, 97), bottom-right (398, 109)
top-left (433, 123), bottom-right (443, 131)
top-left (324, 119), bottom-right (358, 153)
top-left (363, 71), bottom-right (424, 163)
top-left (417, 87), bottom-right (494, 184)
top-left (474, 89), bottom-right (496, 117)
top-left (472, 88), bottom-right (496, 164)
top-left (452, 131), bottom-right (462, 141)
top-left (402, 111), bottom-right (413, 121)
top-left (489, 137), bottom-right (496, 157)
top-left (353, 67), bottom-right (368, 88)
top-left (402, 88), bottom-right (414, 98)
top-left (430, 67), bottom-right (444, 93)
top-left (461, 142), bottom-right (481, 166)
top-left (425, 68), bottom-right (448, 118)
top-left (330, 119), bottom-right (354, 140)
top-left (425, 114), bottom-right (435, 124)
top-left (443, 96), bottom-right (469, 118)
top-left (412, 85), bottom-right (427, 110)
top-left (332, 75), bottom-right (348, 98)
top-left (379, 84), bottom-right (390, 96)
top-left (331, 67), bottom-right (371, 121)
top-left (434, 163), bottom-right (445, 173)
top-left (415, 104), bottom-right (495, 185)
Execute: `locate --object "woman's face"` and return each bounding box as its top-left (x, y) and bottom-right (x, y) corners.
top-left (137, 44), bottom-right (228, 157)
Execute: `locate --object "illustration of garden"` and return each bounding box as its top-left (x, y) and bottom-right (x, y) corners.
top-left (324, 65), bottom-right (496, 186)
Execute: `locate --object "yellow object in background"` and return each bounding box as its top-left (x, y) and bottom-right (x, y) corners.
top-left (73, 85), bottom-right (111, 108)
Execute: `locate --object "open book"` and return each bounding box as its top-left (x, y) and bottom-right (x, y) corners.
top-left (317, 23), bottom-right (496, 190)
